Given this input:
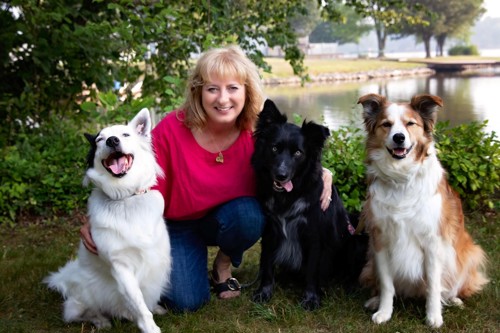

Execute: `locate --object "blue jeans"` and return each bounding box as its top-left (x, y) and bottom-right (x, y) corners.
top-left (160, 197), bottom-right (265, 312)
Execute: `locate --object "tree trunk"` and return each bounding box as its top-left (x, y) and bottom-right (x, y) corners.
top-left (423, 33), bottom-right (432, 58)
top-left (436, 34), bottom-right (447, 57)
top-left (375, 23), bottom-right (386, 58)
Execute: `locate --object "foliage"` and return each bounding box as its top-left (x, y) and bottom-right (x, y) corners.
top-left (434, 122), bottom-right (499, 211)
top-left (398, 0), bottom-right (485, 58)
top-left (448, 45), bottom-right (480, 56)
top-left (322, 127), bottom-right (367, 213)
top-left (309, 5), bottom-right (372, 45)
top-left (1, 0), bottom-right (325, 148)
top-left (0, 119), bottom-right (90, 226)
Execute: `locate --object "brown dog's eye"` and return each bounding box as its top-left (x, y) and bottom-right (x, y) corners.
top-left (407, 121), bottom-right (416, 126)
top-left (382, 122), bottom-right (392, 128)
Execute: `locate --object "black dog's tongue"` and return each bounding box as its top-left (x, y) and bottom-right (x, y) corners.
top-left (282, 180), bottom-right (293, 192)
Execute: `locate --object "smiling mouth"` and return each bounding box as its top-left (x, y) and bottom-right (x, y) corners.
top-left (102, 152), bottom-right (134, 177)
top-left (273, 180), bottom-right (293, 192)
top-left (386, 145), bottom-right (413, 159)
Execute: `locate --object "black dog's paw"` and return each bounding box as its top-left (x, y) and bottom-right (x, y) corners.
top-left (300, 291), bottom-right (321, 311)
top-left (252, 285), bottom-right (273, 303)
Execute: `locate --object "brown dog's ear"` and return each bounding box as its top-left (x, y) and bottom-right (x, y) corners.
top-left (357, 94), bottom-right (387, 133)
top-left (410, 94), bottom-right (443, 133)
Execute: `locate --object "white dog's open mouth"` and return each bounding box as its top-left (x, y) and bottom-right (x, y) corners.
top-left (273, 180), bottom-right (293, 192)
top-left (102, 152), bottom-right (134, 177)
top-left (386, 145), bottom-right (413, 159)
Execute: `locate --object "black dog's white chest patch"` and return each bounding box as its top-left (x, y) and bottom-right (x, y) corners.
top-left (268, 198), bottom-right (308, 270)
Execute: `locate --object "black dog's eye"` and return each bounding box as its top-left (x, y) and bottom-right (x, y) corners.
top-left (294, 150), bottom-right (302, 157)
top-left (96, 137), bottom-right (104, 143)
top-left (271, 146), bottom-right (277, 153)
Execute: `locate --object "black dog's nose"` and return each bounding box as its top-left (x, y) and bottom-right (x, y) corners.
top-left (106, 136), bottom-right (120, 148)
top-left (393, 133), bottom-right (405, 145)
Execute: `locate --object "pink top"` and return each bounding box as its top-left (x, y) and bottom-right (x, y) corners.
top-left (152, 110), bottom-right (257, 220)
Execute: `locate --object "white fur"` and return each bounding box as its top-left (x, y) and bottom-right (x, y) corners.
top-left (44, 109), bottom-right (171, 333)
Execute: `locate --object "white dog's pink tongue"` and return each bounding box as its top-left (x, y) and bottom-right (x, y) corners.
top-left (109, 156), bottom-right (128, 174)
top-left (283, 180), bottom-right (293, 192)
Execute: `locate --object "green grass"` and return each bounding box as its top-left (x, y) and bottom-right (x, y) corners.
top-left (261, 58), bottom-right (425, 79)
top-left (261, 56), bottom-right (500, 79)
top-left (0, 211), bottom-right (498, 333)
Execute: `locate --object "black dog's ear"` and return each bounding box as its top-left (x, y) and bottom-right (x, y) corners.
top-left (84, 132), bottom-right (98, 169)
top-left (258, 99), bottom-right (288, 126)
top-left (302, 120), bottom-right (330, 151)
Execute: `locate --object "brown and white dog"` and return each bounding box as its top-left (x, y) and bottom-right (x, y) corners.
top-left (357, 93), bottom-right (488, 328)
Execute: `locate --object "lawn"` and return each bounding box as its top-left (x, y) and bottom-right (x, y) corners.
top-left (0, 211), bottom-right (498, 333)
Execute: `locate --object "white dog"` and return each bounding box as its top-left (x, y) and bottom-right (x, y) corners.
top-left (44, 109), bottom-right (171, 333)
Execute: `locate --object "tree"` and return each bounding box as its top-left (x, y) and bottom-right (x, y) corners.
top-left (322, 0), bottom-right (422, 58)
top-left (401, 0), bottom-right (485, 58)
top-left (309, 5), bottom-right (372, 45)
top-left (0, 0), bottom-right (320, 147)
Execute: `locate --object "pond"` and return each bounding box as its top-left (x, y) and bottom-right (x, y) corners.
top-left (264, 69), bottom-right (500, 135)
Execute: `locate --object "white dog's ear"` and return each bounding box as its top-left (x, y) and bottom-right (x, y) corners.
top-left (129, 108), bottom-right (152, 137)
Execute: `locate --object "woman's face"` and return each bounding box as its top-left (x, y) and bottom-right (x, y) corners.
top-left (201, 75), bottom-right (246, 129)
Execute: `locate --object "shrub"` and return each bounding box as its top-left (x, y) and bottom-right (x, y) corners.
top-left (434, 121), bottom-right (499, 211)
top-left (0, 119), bottom-right (90, 226)
top-left (448, 45), bottom-right (480, 56)
top-left (322, 126), bottom-right (367, 213)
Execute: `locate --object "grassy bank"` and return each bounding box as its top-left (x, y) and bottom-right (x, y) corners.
top-left (261, 55), bottom-right (500, 79)
top-left (0, 211), bottom-right (498, 333)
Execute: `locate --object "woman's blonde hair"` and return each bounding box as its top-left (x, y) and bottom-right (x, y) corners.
top-left (181, 45), bottom-right (264, 130)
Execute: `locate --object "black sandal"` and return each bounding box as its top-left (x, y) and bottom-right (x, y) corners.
top-left (209, 270), bottom-right (241, 298)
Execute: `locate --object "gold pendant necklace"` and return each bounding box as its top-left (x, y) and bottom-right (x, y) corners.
top-left (215, 152), bottom-right (224, 163)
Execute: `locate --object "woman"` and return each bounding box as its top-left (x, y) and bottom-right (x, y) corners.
top-left (81, 45), bottom-right (333, 312)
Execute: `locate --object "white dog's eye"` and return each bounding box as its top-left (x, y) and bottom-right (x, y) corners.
top-left (123, 133), bottom-right (130, 137)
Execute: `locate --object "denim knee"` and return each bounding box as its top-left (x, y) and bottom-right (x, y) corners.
top-left (214, 197), bottom-right (265, 266)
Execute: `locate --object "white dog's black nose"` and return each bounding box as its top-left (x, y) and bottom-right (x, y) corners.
top-left (106, 136), bottom-right (120, 148)
top-left (393, 133), bottom-right (405, 145)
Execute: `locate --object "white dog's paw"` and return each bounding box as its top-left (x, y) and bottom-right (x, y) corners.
top-left (91, 317), bottom-right (112, 329)
top-left (364, 296), bottom-right (380, 311)
top-left (426, 312), bottom-right (443, 328)
top-left (153, 304), bottom-right (167, 315)
top-left (372, 310), bottom-right (392, 324)
top-left (449, 297), bottom-right (464, 308)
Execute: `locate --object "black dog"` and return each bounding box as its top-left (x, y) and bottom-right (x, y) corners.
top-left (251, 99), bottom-right (366, 310)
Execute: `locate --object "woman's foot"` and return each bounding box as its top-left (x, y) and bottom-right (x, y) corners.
top-left (211, 250), bottom-right (241, 299)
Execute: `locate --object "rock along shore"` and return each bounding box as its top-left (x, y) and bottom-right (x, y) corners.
top-left (262, 67), bottom-right (435, 85)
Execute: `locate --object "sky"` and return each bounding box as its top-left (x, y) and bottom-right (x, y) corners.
top-left (484, 0), bottom-right (500, 18)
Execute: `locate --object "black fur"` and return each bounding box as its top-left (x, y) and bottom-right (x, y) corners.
top-left (251, 99), bottom-right (367, 310)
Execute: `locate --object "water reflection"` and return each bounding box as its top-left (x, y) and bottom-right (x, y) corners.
top-left (265, 71), bottom-right (500, 134)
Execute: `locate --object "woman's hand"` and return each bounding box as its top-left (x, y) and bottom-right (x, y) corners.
top-left (320, 168), bottom-right (333, 211)
top-left (80, 222), bottom-right (98, 255)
